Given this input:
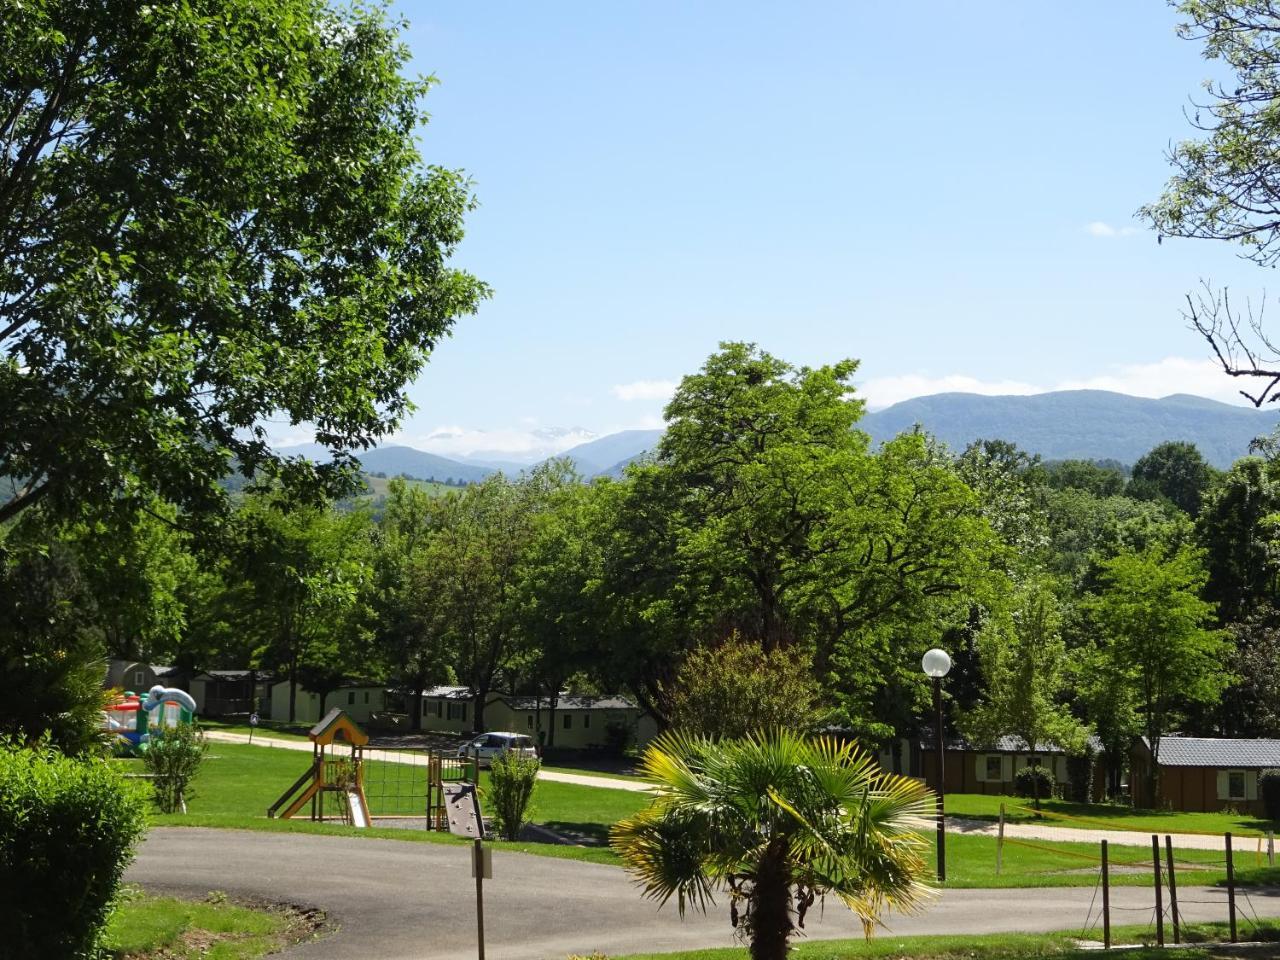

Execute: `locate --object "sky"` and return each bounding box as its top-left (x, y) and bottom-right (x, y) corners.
top-left (303, 1), bottom-right (1276, 461)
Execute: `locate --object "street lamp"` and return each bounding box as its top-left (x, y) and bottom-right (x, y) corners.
top-left (922, 647), bottom-right (952, 882)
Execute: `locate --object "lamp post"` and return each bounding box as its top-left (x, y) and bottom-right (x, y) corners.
top-left (922, 647), bottom-right (952, 882)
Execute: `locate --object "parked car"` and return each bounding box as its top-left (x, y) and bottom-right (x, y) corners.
top-left (456, 731), bottom-right (539, 767)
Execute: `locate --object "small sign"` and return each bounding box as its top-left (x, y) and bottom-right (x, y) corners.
top-left (249, 713), bottom-right (259, 727)
top-left (471, 842), bottom-right (493, 879)
top-left (443, 782), bottom-right (485, 838)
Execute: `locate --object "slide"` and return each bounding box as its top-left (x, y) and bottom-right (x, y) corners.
top-left (346, 789), bottom-right (370, 829)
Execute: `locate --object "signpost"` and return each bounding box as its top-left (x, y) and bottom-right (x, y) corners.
top-left (248, 712), bottom-right (259, 744)
top-left (443, 780), bottom-right (488, 959)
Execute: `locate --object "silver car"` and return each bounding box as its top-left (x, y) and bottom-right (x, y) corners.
top-left (456, 731), bottom-right (539, 767)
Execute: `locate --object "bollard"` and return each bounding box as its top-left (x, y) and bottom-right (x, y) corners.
top-left (1152, 834), bottom-right (1164, 947)
top-left (1101, 839), bottom-right (1111, 950)
top-left (1165, 835), bottom-right (1180, 944)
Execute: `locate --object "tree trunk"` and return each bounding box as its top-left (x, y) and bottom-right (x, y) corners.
top-left (410, 679), bottom-right (425, 732)
top-left (748, 841), bottom-right (793, 960)
top-left (890, 738), bottom-right (903, 775)
top-left (1031, 759), bottom-right (1042, 813)
top-left (547, 691), bottom-right (560, 749)
top-left (473, 685), bottom-right (487, 734)
top-left (288, 656), bottom-right (298, 723)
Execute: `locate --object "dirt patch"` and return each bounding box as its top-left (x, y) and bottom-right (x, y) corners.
top-left (118, 893), bottom-right (329, 960)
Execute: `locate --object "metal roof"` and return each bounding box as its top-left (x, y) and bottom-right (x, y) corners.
top-left (1148, 737), bottom-right (1280, 768)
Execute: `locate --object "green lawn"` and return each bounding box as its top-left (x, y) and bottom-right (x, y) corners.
top-left (102, 889), bottom-right (304, 959)
top-left (125, 742), bottom-right (1280, 887)
top-left (944, 793), bottom-right (1280, 838)
top-left (611, 920), bottom-right (1280, 960)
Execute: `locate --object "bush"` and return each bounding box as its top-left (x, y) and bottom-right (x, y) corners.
top-left (0, 741), bottom-right (146, 959)
top-left (142, 721), bottom-right (207, 813)
top-left (603, 720), bottom-right (633, 758)
top-left (488, 751), bottom-right (539, 841)
top-left (1065, 748), bottom-right (1096, 803)
top-left (1014, 764), bottom-right (1055, 800)
top-left (667, 637), bottom-right (824, 740)
top-left (1260, 770), bottom-right (1280, 821)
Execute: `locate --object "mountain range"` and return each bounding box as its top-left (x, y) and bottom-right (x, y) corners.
top-left (276, 390), bottom-right (1280, 482)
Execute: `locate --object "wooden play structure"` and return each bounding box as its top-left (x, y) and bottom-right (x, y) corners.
top-left (268, 708), bottom-right (372, 828)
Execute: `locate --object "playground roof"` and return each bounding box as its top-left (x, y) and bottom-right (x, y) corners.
top-left (309, 708), bottom-right (369, 746)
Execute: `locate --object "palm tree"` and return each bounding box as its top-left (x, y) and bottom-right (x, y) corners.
top-left (610, 730), bottom-right (936, 960)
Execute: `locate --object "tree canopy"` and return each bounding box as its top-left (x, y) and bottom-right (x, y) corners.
top-left (1, 0), bottom-right (487, 527)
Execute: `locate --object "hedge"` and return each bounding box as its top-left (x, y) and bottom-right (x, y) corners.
top-left (0, 742), bottom-right (147, 959)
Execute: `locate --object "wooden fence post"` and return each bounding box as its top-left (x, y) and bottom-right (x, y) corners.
top-left (1152, 834), bottom-right (1164, 947)
top-left (1226, 832), bottom-right (1237, 943)
top-left (996, 803), bottom-right (1005, 876)
top-left (1101, 839), bottom-right (1111, 950)
top-left (1165, 835), bottom-right (1179, 944)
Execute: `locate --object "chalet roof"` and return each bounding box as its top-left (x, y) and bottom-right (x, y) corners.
top-left (920, 734), bottom-right (1103, 754)
top-left (1146, 737), bottom-right (1280, 768)
top-left (503, 695), bottom-right (637, 712)
top-left (423, 685), bottom-right (473, 700)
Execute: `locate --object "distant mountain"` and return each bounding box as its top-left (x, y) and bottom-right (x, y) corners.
top-left (553, 429), bottom-right (664, 476)
top-left (357, 446), bottom-right (494, 484)
top-left (275, 443), bottom-right (493, 484)
top-left (860, 390), bottom-right (1280, 468)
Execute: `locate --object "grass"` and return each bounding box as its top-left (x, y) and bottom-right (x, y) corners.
top-left (102, 888), bottom-right (304, 959)
top-left (944, 793), bottom-right (1280, 838)
top-left (127, 743), bottom-right (1280, 887)
top-left (610, 920), bottom-right (1280, 960)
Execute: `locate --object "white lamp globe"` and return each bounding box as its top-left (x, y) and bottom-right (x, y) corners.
top-left (921, 648), bottom-right (952, 679)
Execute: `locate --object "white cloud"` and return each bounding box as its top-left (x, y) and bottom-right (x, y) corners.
top-left (612, 379), bottom-right (678, 402)
top-left (860, 356), bottom-right (1255, 410)
top-left (392, 424), bottom-right (598, 462)
top-left (1086, 220), bottom-right (1140, 238)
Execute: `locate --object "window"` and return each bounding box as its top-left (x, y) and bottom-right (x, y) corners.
top-left (985, 756), bottom-right (1002, 781)
top-left (134, 671), bottom-right (145, 686)
top-left (436, 700), bottom-right (443, 718)
top-left (563, 713), bottom-right (572, 730)
top-left (364, 692), bottom-right (370, 704)
top-left (348, 692), bottom-right (356, 705)
top-left (527, 714), bottom-right (534, 728)
top-left (1026, 756), bottom-right (1041, 768)
top-left (1229, 771), bottom-right (1247, 800)
top-left (583, 714), bottom-right (590, 729)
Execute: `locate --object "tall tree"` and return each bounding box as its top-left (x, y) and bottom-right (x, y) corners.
top-left (1197, 457), bottom-right (1280, 623)
top-left (1142, 3), bottom-right (1280, 403)
top-left (962, 579), bottom-right (1087, 810)
top-left (1, 1), bottom-right (487, 527)
top-left (233, 496), bottom-right (371, 721)
top-left (1222, 605), bottom-right (1280, 736)
top-left (1129, 442), bottom-right (1214, 517)
top-left (426, 463), bottom-right (570, 732)
top-left (1087, 545), bottom-right (1229, 803)
top-left (369, 478), bottom-right (456, 730)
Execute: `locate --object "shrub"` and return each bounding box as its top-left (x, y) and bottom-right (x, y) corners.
top-left (1014, 764), bottom-right (1055, 800)
top-left (1260, 770), bottom-right (1280, 821)
top-left (0, 741), bottom-right (146, 959)
top-left (143, 721), bottom-right (207, 813)
top-left (603, 721), bottom-right (633, 758)
top-left (488, 751), bottom-right (539, 841)
top-left (1065, 747), bottom-right (1096, 803)
top-left (667, 637), bottom-right (824, 740)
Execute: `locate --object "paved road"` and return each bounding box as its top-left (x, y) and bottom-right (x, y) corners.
top-left (204, 731), bottom-right (650, 793)
top-left (129, 828), bottom-right (1280, 960)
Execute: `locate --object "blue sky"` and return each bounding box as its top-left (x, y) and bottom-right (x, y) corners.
top-left (331, 1), bottom-right (1269, 460)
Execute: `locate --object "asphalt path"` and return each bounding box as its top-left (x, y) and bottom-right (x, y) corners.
top-left (129, 828), bottom-right (1280, 960)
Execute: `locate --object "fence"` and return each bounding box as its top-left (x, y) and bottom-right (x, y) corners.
top-left (360, 746), bottom-right (478, 828)
top-left (980, 801), bottom-right (1275, 948)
